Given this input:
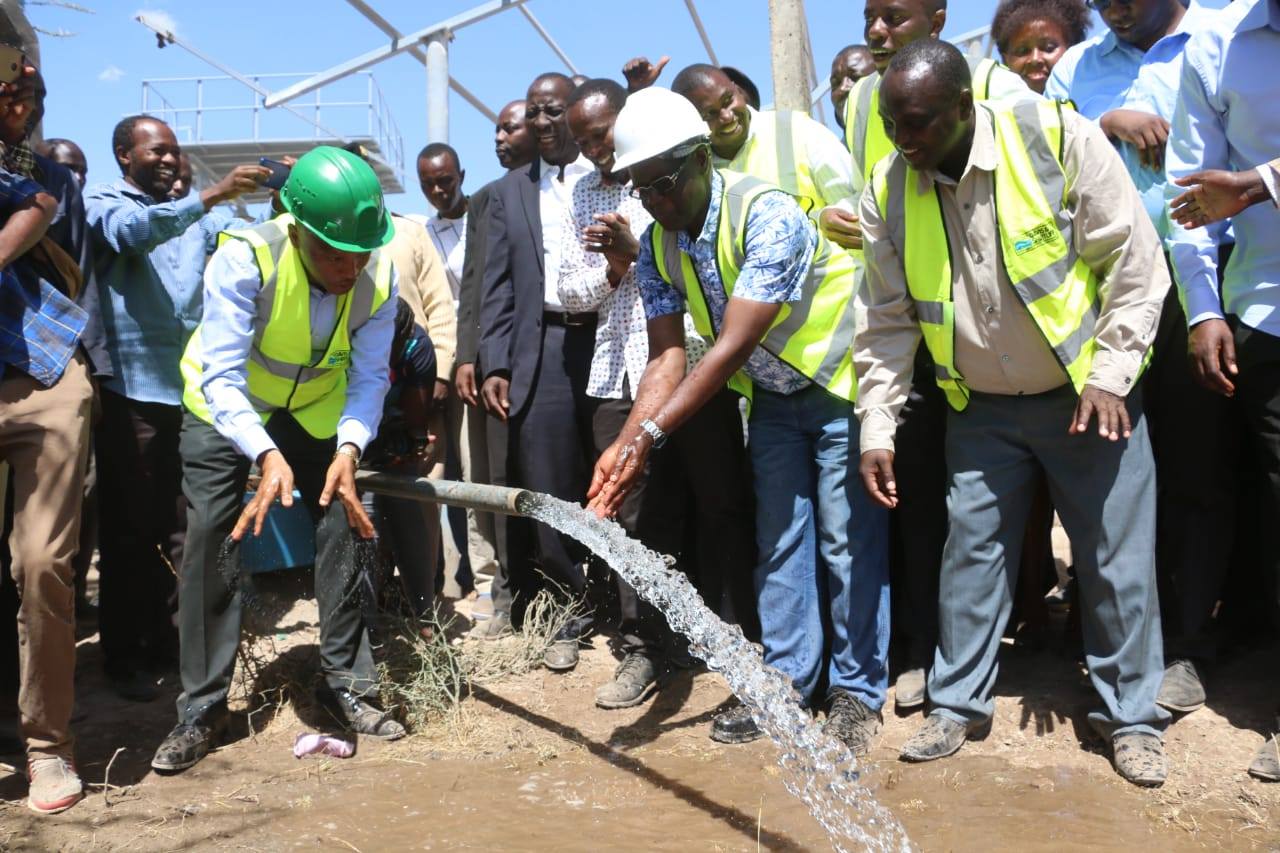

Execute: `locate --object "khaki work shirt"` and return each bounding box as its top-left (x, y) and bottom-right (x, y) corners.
top-left (385, 213), bottom-right (457, 380)
top-left (855, 107), bottom-right (1169, 453)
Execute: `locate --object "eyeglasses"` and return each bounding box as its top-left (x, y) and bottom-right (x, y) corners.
top-left (1086, 0), bottom-right (1134, 11)
top-left (628, 157), bottom-right (690, 202)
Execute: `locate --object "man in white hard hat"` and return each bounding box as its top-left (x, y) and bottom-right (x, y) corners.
top-left (588, 88), bottom-right (891, 755)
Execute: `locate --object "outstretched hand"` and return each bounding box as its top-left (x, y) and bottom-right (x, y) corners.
top-left (319, 446), bottom-right (375, 539)
top-left (233, 449), bottom-right (295, 542)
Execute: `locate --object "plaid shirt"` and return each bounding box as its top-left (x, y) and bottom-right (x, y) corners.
top-left (0, 165), bottom-right (88, 387)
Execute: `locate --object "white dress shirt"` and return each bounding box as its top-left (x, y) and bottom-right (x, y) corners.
top-left (539, 155), bottom-right (593, 311)
top-left (199, 238), bottom-right (397, 462)
top-left (421, 210), bottom-right (467, 306)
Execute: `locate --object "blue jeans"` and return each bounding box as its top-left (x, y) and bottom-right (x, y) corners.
top-left (749, 386), bottom-right (891, 710)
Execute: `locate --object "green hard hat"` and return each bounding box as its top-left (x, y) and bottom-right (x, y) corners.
top-left (280, 145), bottom-right (395, 252)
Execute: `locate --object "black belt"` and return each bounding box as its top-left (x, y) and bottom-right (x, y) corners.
top-left (543, 310), bottom-right (596, 328)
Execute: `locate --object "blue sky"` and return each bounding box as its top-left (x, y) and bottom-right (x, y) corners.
top-left (33, 0), bottom-right (1225, 217)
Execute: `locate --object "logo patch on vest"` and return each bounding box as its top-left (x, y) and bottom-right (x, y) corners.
top-left (326, 350), bottom-right (351, 367)
top-left (1013, 221), bottom-right (1057, 255)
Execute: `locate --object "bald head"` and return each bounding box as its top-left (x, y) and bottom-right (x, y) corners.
top-left (495, 99), bottom-right (534, 170)
top-left (879, 39), bottom-right (974, 175)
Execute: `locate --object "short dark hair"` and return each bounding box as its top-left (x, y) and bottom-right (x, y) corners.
top-left (111, 115), bottom-right (161, 174)
top-left (566, 77), bottom-right (627, 114)
top-left (834, 44), bottom-right (873, 63)
top-left (671, 63), bottom-right (726, 98)
top-left (886, 39), bottom-right (971, 101)
top-left (529, 71), bottom-right (575, 96)
top-left (720, 66), bottom-right (761, 110)
top-left (35, 137), bottom-right (78, 157)
top-left (416, 141), bottom-right (461, 172)
top-left (991, 0), bottom-right (1092, 57)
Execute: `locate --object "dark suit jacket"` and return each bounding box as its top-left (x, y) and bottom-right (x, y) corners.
top-left (456, 182), bottom-right (493, 368)
top-left (479, 160), bottom-right (546, 416)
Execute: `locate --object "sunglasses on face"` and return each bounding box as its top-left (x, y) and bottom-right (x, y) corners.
top-left (628, 157), bottom-right (690, 202)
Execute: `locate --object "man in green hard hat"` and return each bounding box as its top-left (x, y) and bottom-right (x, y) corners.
top-left (152, 146), bottom-right (404, 773)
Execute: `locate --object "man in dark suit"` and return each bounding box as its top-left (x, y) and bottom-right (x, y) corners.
top-left (479, 72), bottom-right (598, 669)
top-left (458, 99), bottom-right (535, 639)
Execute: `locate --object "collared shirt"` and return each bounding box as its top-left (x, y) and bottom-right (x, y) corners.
top-left (1046, 2), bottom-right (1221, 237)
top-left (419, 209), bottom-right (467, 305)
top-left (538, 155), bottom-right (593, 311)
top-left (1166, 0), bottom-right (1280, 337)
top-left (711, 107), bottom-right (855, 219)
top-left (198, 238), bottom-right (397, 462)
top-left (1260, 157), bottom-right (1280, 205)
top-left (856, 107), bottom-right (1169, 453)
top-left (85, 178), bottom-right (223, 405)
top-left (635, 169), bottom-right (815, 395)
top-left (0, 167), bottom-right (88, 387)
top-left (557, 170), bottom-right (653, 399)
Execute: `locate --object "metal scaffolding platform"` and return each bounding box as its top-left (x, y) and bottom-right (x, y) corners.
top-left (139, 71), bottom-right (405, 204)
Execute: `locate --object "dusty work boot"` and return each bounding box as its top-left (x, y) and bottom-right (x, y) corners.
top-left (824, 690), bottom-right (883, 756)
top-left (1111, 732), bottom-right (1167, 787)
top-left (1156, 659), bottom-right (1206, 714)
top-left (710, 702), bottom-right (764, 744)
top-left (317, 686), bottom-right (405, 740)
top-left (894, 668), bottom-right (927, 711)
top-left (900, 713), bottom-right (991, 762)
top-left (27, 757), bottom-right (83, 814)
top-left (151, 710), bottom-right (227, 773)
top-left (1248, 735), bottom-right (1280, 782)
top-left (470, 610), bottom-right (513, 640)
top-left (595, 652), bottom-right (660, 709)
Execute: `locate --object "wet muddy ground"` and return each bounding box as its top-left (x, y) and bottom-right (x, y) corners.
top-left (3, 583), bottom-right (1278, 853)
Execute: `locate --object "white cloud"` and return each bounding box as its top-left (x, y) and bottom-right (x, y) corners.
top-left (97, 64), bottom-right (125, 83)
top-left (134, 8), bottom-right (179, 36)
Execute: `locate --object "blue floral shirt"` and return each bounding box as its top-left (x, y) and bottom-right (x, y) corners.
top-left (634, 170), bottom-right (814, 394)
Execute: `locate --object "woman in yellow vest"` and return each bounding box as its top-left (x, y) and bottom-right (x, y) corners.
top-left (589, 88), bottom-right (891, 756)
top-left (855, 41), bottom-right (1170, 787)
top-left (152, 147), bottom-right (403, 774)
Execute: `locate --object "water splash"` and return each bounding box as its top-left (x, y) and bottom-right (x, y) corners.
top-left (518, 493), bottom-right (911, 853)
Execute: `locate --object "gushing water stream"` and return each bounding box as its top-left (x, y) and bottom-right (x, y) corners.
top-left (518, 492), bottom-right (911, 853)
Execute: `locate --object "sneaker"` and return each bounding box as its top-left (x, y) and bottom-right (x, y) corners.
top-left (900, 713), bottom-right (991, 762)
top-left (710, 702), bottom-right (763, 744)
top-left (823, 690), bottom-right (882, 756)
top-left (27, 757), bottom-right (83, 814)
top-left (470, 610), bottom-right (513, 640)
top-left (1111, 732), bottom-right (1167, 787)
top-left (151, 712), bottom-right (227, 773)
top-left (894, 668), bottom-right (927, 711)
top-left (595, 653), bottom-right (659, 709)
top-left (316, 686), bottom-right (406, 740)
top-left (1156, 659), bottom-right (1206, 714)
top-left (1249, 735), bottom-right (1280, 782)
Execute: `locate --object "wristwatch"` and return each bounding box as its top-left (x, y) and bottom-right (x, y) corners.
top-left (638, 418), bottom-right (667, 448)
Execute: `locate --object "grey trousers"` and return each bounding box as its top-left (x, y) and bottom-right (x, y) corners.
top-left (927, 386), bottom-right (1169, 738)
top-left (175, 412), bottom-right (377, 724)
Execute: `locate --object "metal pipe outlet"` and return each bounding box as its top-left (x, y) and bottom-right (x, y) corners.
top-left (354, 470), bottom-right (531, 517)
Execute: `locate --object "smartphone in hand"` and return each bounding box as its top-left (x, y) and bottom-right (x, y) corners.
top-left (0, 45), bottom-right (24, 86)
top-left (259, 157), bottom-right (291, 190)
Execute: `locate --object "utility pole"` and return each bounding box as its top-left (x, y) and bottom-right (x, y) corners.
top-left (425, 30), bottom-right (449, 143)
top-left (768, 0), bottom-right (810, 113)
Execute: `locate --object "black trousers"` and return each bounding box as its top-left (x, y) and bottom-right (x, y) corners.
top-left (503, 321), bottom-right (598, 613)
top-left (1231, 319), bottom-right (1280, 618)
top-left (95, 390), bottom-right (184, 674)
top-left (889, 346), bottom-right (949, 670)
top-left (174, 411), bottom-right (375, 724)
top-left (1146, 287), bottom-right (1241, 664)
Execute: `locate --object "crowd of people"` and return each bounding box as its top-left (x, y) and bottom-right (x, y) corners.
top-left (0, 0), bottom-right (1277, 819)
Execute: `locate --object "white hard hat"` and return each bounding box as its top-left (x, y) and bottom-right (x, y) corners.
top-left (611, 87), bottom-right (710, 173)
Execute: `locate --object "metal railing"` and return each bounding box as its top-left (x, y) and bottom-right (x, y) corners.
top-left (139, 70), bottom-right (404, 184)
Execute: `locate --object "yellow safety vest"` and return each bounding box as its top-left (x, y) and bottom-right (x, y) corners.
top-left (871, 101), bottom-right (1112, 412)
top-left (650, 170), bottom-right (859, 404)
top-left (725, 110), bottom-right (823, 216)
top-left (844, 55), bottom-right (1001, 183)
top-left (180, 214), bottom-right (393, 439)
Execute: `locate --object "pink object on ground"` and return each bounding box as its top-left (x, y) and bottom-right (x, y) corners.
top-left (293, 733), bottom-right (355, 759)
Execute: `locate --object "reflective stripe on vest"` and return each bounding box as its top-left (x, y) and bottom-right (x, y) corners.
top-left (845, 56), bottom-right (998, 183)
top-left (872, 101), bottom-right (1104, 412)
top-left (650, 170), bottom-right (859, 403)
top-left (735, 111), bottom-right (818, 215)
top-left (180, 213), bottom-right (393, 438)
